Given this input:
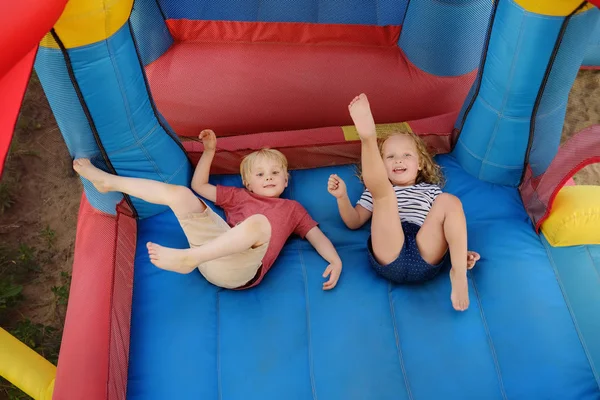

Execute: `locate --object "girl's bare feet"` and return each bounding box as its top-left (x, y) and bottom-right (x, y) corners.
top-left (147, 242), bottom-right (199, 274)
top-left (450, 268), bottom-right (469, 311)
top-left (72, 158), bottom-right (112, 193)
top-left (348, 93), bottom-right (377, 140)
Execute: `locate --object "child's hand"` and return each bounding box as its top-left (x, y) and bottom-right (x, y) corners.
top-left (200, 129), bottom-right (217, 151)
top-left (322, 262), bottom-right (342, 290)
top-left (327, 174), bottom-right (347, 199)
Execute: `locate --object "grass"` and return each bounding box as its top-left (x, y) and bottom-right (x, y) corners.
top-left (51, 272), bottom-right (71, 307)
top-left (0, 182), bottom-right (16, 215)
top-left (0, 240), bottom-right (69, 399)
top-left (40, 226), bottom-right (56, 249)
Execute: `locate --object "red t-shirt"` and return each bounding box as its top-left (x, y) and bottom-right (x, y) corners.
top-left (215, 185), bottom-right (318, 287)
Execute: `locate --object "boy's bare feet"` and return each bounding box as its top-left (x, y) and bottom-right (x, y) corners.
top-left (73, 158), bottom-right (111, 193)
top-left (147, 242), bottom-right (198, 273)
top-left (449, 268), bottom-right (469, 311)
top-left (348, 93), bottom-right (377, 140)
top-left (467, 251), bottom-right (480, 270)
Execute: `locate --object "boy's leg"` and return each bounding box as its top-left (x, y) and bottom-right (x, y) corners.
top-left (147, 214), bottom-right (271, 273)
top-left (73, 158), bottom-right (205, 215)
top-left (349, 94), bottom-right (404, 265)
top-left (416, 193), bottom-right (480, 311)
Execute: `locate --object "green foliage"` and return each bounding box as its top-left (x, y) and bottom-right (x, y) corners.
top-left (0, 181), bottom-right (15, 214)
top-left (51, 272), bottom-right (71, 306)
top-left (0, 278), bottom-right (22, 310)
top-left (40, 226), bottom-right (56, 248)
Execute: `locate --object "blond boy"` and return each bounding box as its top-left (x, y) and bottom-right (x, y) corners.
top-left (73, 130), bottom-right (342, 290)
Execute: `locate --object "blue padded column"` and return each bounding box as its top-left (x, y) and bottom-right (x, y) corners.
top-left (35, 48), bottom-right (124, 215)
top-left (399, 0), bottom-right (493, 77)
top-left (36, 23), bottom-right (191, 218)
top-left (453, 1), bottom-right (600, 186)
top-left (453, 0), bottom-right (586, 186)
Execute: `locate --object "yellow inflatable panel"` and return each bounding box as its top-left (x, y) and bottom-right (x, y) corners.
top-left (541, 185), bottom-right (600, 247)
top-left (40, 0), bottom-right (133, 49)
top-left (0, 328), bottom-right (56, 400)
top-left (514, 0), bottom-right (594, 17)
top-left (342, 122), bottom-right (412, 141)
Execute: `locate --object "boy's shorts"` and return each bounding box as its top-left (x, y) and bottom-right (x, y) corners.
top-left (367, 221), bottom-right (448, 284)
top-left (175, 199), bottom-right (268, 289)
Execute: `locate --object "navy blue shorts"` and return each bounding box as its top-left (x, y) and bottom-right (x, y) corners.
top-left (367, 221), bottom-right (448, 284)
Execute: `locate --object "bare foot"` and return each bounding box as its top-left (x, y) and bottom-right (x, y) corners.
top-left (72, 158), bottom-right (111, 193)
top-left (467, 251), bottom-right (480, 270)
top-left (147, 242), bottom-right (198, 274)
top-left (348, 93), bottom-right (377, 140)
top-left (449, 268), bottom-right (469, 311)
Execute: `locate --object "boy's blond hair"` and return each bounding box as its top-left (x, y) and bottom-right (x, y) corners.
top-left (240, 148), bottom-right (289, 186)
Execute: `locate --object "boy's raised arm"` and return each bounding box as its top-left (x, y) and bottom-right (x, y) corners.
top-left (191, 129), bottom-right (217, 202)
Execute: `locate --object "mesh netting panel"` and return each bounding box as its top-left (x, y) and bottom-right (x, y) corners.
top-left (528, 7), bottom-right (600, 178)
top-left (582, 21), bottom-right (600, 67)
top-left (157, 0), bottom-right (408, 25)
top-left (399, 0), bottom-right (493, 77)
top-left (520, 125), bottom-right (600, 230)
top-left (130, 0), bottom-right (173, 66)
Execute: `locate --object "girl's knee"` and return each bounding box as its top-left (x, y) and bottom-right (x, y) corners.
top-left (436, 193), bottom-right (463, 211)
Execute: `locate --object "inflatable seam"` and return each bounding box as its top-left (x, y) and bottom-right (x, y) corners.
top-left (542, 239), bottom-right (600, 390)
top-left (388, 283), bottom-right (414, 400)
top-left (104, 123), bottom-right (159, 157)
top-left (471, 274), bottom-right (509, 400)
top-left (456, 138), bottom-right (524, 169)
top-left (480, 12), bottom-right (527, 180)
top-left (298, 243), bottom-right (318, 400)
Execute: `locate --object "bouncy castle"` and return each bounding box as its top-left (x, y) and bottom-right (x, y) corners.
top-left (2, 0), bottom-right (600, 399)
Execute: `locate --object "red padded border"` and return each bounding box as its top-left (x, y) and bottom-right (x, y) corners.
top-left (53, 194), bottom-right (136, 400)
top-left (184, 112), bottom-right (457, 174)
top-left (146, 22), bottom-right (476, 137)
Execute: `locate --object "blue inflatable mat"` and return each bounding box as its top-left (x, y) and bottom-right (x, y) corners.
top-left (127, 155), bottom-right (600, 399)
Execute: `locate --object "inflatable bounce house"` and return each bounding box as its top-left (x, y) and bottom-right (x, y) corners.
top-left (2, 0), bottom-right (600, 399)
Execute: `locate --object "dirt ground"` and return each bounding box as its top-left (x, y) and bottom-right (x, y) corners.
top-left (562, 70), bottom-right (600, 184)
top-left (0, 74), bottom-right (80, 329)
top-left (0, 69), bottom-right (598, 396)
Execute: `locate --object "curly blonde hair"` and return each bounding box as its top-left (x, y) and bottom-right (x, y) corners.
top-left (357, 129), bottom-right (444, 186)
top-left (240, 148), bottom-right (289, 187)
